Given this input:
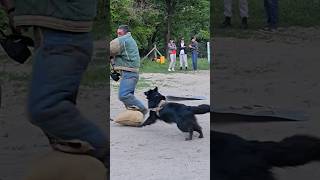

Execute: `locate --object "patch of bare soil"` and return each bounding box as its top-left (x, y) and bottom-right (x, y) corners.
top-left (110, 71), bottom-right (210, 180)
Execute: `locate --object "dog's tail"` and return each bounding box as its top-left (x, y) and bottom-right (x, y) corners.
top-left (188, 104), bottom-right (210, 114)
top-left (257, 135), bottom-right (320, 167)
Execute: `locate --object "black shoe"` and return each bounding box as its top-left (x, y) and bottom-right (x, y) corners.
top-left (185, 67), bottom-right (188, 70)
top-left (241, 17), bottom-right (248, 29)
top-left (221, 17), bottom-right (232, 28)
top-left (180, 67), bottom-right (182, 70)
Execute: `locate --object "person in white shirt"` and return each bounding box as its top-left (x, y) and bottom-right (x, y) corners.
top-left (179, 37), bottom-right (188, 70)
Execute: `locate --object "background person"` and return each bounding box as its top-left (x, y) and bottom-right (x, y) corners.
top-left (221, 0), bottom-right (249, 29)
top-left (189, 37), bottom-right (199, 71)
top-left (0, 0), bottom-right (109, 168)
top-left (179, 37), bottom-right (188, 70)
top-left (168, 39), bottom-right (177, 71)
top-left (262, 0), bottom-right (279, 32)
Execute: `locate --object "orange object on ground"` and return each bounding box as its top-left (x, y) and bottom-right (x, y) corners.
top-left (160, 56), bottom-right (165, 64)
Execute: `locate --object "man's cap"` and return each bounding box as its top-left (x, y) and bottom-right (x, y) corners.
top-left (118, 25), bottom-right (130, 32)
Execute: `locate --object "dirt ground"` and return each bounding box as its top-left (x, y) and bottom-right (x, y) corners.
top-left (110, 71), bottom-right (210, 180)
top-left (213, 26), bottom-right (320, 179)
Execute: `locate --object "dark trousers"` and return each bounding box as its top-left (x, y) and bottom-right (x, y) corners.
top-left (192, 52), bottom-right (198, 70)
top-left (264, 0), bottom-right (279, 28)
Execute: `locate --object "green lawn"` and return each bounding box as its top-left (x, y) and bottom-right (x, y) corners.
top-left (82, 65), bottom-right (107, 87)
top-left (212, 0), bottom-right (320, 30)
top-left (140, 58), bottom-right (210, 73)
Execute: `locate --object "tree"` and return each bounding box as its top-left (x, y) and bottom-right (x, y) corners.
top-left (111, 0), bottom-right (209, 56)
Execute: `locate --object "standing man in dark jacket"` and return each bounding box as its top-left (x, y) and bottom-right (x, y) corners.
top-left (262, 0), bottom-right (278, 32)
top-left (189, 36), bottom-right (199, 71)
top-left (0, 0), bottom-right (108, 168)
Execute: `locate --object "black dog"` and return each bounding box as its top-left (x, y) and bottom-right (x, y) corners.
top-left (212, 130), bottom-right (320, 180)
top-left (139, 87), bottom-right (210, 140)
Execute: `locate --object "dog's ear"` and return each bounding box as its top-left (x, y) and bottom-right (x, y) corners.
top-left (154, 87), bottom-right (158, 92)
top-left (161, 95), bottom-right (166, 100)
top-left (144, 91), bottom-right (149, 96)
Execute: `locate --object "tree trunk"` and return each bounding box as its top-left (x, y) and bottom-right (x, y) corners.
top-left (165, 0), bottom-right (177, 59)
top-left (147, 24), bottom-right (161, 52)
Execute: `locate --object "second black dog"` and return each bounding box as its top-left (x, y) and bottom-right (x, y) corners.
top-left (139, 87), bottom-right (210, 140)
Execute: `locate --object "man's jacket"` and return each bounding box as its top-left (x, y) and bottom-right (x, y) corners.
top-left (13, 0), bottom-right (97, 32)
top-left (110, 32), bottom-right (140, 72)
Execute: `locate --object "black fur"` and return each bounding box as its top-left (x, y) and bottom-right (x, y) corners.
top-left (139, 87), bottom-right (210, 140)
top-left (212, 130), bottom-right (320, 180)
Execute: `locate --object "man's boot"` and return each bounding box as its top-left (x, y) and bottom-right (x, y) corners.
top-left (241, 17), bottom-right (248, 29)
top-left (221, 16), bottom-right (232, 28)
top-left (126, 105), bottom-right (148, 116)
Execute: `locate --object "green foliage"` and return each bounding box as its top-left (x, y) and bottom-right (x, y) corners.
top-left (111, 0), bottom-right (210, 56)
top-left (212, 0), bottom-right (320, 29)
top-left (111, 0), bottom-right (162, 52)
top-left (0, 9), bottom-right (8, 31)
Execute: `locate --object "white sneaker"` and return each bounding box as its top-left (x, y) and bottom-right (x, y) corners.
top-left (172, 68), bottom-right (175, 71)
top-left (168, 68), bottom-right (171, 71)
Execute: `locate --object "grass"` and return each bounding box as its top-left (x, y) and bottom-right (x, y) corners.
top-left (92, 19), bottom-right (108, 40)
top-left (136, 77), bottom-right (152, 89)
top-left (0, 65), bottom-right (107, 88)
top-left (140, 58), bottom-right (210, 73)
top-left (0, 71), bottom-right (31, 82)
top-left (81, 65), bottom-right (107, 87)
top-left (212, 0), bottom-right (320, 33)
top-left (111, 77), bottom-right (152, 91)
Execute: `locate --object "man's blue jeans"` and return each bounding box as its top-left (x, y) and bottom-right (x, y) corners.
top-left (119, 71), bottom-right (146, 112)
top-left (28, 29), bottom-right (108, 166)
top-left (264, 0), bottom-right (278, 28)
top-left (192, 52), bottom-right (198, 71)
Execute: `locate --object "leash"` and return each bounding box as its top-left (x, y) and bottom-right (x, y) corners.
top-left (165, 95), bottom-right (206, 101)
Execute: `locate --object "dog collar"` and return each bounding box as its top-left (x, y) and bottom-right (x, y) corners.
top-left (149, 100), bottom-right (167, 116)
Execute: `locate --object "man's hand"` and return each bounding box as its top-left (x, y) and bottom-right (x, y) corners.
top-left (110, 57), bottom-right (114, 64)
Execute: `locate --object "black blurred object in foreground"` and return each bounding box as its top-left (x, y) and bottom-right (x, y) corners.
top-left (0, 30), bottom-right (34, 64)
top-left (212, 130), bottom-right (320, 180)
